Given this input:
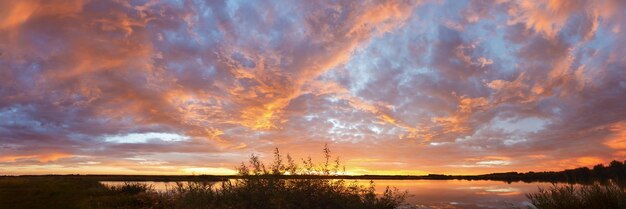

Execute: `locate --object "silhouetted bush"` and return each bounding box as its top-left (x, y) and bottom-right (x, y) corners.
top-left (108, 182), bottom-right (152, 195)
top-left (84, 145), bottom-right (407, 209)
top-left (160, 144), bottom-right (408, 209)
top-left (526, 182), bottom-right (626, 209)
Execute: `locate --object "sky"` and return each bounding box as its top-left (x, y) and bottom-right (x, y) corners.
top-left (0, 0), bottom-right (625, 175)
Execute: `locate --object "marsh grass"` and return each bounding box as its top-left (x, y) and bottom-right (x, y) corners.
top-left (525, 182), bottom-right (626, 209)
top-left (0, 177), bottom-right (105, 209)
top-left (108, 182), bottom-right (153, 195)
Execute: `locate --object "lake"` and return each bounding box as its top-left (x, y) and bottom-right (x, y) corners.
top-left (102, 180), bottom-right (555, 209)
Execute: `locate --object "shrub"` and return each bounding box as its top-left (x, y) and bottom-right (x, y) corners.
top-left (164, 144), bottom-right (408, 209)
top-left (526, 182), bottom-right (626, 209)
top-left (108, 182), bottom-right (152, 195)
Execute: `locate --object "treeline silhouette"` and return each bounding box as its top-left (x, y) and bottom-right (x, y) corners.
top-left (450, 160), bottom-right (626, 184)
top-left (5, 160), bottom-right (626, 185)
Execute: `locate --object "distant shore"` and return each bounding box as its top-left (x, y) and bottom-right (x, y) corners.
top-left (0, 172), bottom-right (613, 184)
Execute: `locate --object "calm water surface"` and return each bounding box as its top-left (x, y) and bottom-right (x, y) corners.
top-left (102, 180), bottom-right (555, 209)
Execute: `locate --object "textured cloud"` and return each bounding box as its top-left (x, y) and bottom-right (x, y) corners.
top-left (0, 0), bottom-right (625, 175)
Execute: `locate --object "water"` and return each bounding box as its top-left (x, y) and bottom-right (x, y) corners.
top-left (101, 180), bottom-right (555, 209)
top-left (372, 180), bottom-right (551, 209)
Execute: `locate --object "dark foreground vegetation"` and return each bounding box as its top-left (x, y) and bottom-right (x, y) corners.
top-left (524, 182), bottom-right (626, 209)
top-left (0, 145), bottom-right (407, 209)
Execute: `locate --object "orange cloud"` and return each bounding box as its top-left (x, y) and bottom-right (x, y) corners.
top-left (0, 1), bottom-right (38, 30)
top-left (552, 157), bottom-right (606, 169)
top-left (0, 153), bottom-right (72, 163)
top-left (226, 0), bottom-right (418, 131)
top-left (604, 122), bottom-right (626, 150)
top-left (0, 0), bottom-right (85, 30)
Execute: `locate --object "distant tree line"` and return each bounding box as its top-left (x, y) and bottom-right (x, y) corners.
top-left (460, 160), bottom-right (626, 184)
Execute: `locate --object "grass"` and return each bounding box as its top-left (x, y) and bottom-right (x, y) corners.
top-left (0, 176), bottom-right (105, 209)
top-left (525, 182), bottom-right (626, 209)
top-left (0, 177), bottom-right (164, 209)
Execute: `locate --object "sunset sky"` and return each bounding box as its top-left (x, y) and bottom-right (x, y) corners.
top-left (1, 0), bottom-right (625, 175)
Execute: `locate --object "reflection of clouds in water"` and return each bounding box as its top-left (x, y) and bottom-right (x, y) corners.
top-left (101, 181), bottom-right (220, 193)
top-left (484, 187), bottom-right (522, 196)
top-left (457, 186), bottom-right (522, 196)
top-left (385, 180), bottom-right (553, 209)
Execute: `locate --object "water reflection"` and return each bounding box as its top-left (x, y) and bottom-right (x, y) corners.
top-left (102, 180), bottom-right (555, 209)
top-left (102, 181), bottom-right (203, 192)
top-left (375, 180), bottom-right (552, 209)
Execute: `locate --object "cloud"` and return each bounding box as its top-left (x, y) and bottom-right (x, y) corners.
top-left (0, 0), bottom-right (625, 175)
top-left (0, 153), bottom-right (72, 163)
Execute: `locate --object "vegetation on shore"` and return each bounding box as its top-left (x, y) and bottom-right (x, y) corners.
top-left (472, 160), bottom-right (626, 184)
top-left (525, 181), bottom-right (626, 209)
top-left (0, 145), bottom-right (407, 209)
top-left (148, 145), bottom-right (408, 209)
top-left (511, 160), bottom-right (626, 209)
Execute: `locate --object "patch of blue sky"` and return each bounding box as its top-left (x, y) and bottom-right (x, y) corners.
top-left (231, 52), bottom-right (256, 68)
top-left (129, 0), bottom-right (149, 7)
top-left (560, 14), bottom-right (588, 44)
top-left (201, 65), bottom-right (217, 79)
top-left (492, 116), bottom-right (549, 133)
top-left (265, 11), bottom-right (308, 49)
top-left (197, 2), bottom-right (214, 19)
top-left (273, 2), bottom-right (305, 39)
top-left (398, 67), bottom-right (432, 89)
top-left (465, 12), bottom-right (520, 76)
top-left (161, 29), bottom-right (190, 45)
top-left (325, 0), bottom-right (483, 105)
top-left (437, 0), bottom-right (469, 20)
top-left (225, 0), bottom-right (242, 18)
top-left (150, 12), bottom-right (216, 48)
top-left (576, 22), bottom-right (616, 69)
top-left (190, 13), bottom-right (224, 46)
top-left (165, 61), bottom-right (186, 74)
top-left (163, 0), bottom-right (184, 9)
top-left (405, 5), bottom-right (439, 64)
top-left (104, 132), bottom-right (190, 144)
top-left (341, 20), bottom-right (432, 95)
top-left (342, 53), bottom-right (374, 94)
